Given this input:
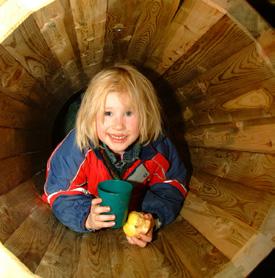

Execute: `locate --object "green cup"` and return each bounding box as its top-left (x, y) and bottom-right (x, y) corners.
top-left (98, 180), bottom-right (133, 229)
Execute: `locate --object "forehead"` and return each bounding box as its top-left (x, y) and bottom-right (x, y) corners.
top-left (104, 91), bottom-right (133, 107)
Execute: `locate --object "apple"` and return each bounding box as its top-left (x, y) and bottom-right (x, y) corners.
top-left (123, 211), bottom-right (151, 237)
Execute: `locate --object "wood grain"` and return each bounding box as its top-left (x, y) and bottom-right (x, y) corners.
top-left (181, 192), bottom-right (274, 276)
top-left (189, 170), bottom-right (274, 230)
top-left (0, 127), bottom-right (49, 159)
top-left (35, 223), bottom-right (82, 278)
top-left (2, 16), bottom-right (66, 93)
top-left (0, 151), bottom-right (48, 195)
top-left (202, 0), bottom-right (270, 39)
top-left (33, 0), bottom-right (83, 91)
top-left (0, 178), bottom-right (40, 243)
top-left (103, 0), bottom-right (144, 65)
top-left (0, 92), bottom-right (47, 129)
top-left (127, 0), bottom-right (180, 65)
top-left (176, 43), bottom-right (273, 107)
top-left (0, 45), bottom-right (50, 107)
top-left (4, 201), bottom-right (58, 272)
top-left (160, 218), bottom-right (229, 277)
top-left (162, 15), bottom-right (253, 88)
top-left (184, 118), bottom-right (275, 154)
top-left (190, 147), bottom-right (275, 194)
top-left (70, 0), bottom-right (107, 78)
top-left (145, 0), bottom-right (224, 74)
top-left (182, 192), bottom-right (257, 258)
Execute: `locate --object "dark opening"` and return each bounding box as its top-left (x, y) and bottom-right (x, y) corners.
top-left (247, 0), bottom-right (275, 27)
top-left (52, 91), bottom-right (83, 148)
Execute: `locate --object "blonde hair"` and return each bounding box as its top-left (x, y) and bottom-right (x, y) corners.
top-left (75, 64), bottom-right (162, 150)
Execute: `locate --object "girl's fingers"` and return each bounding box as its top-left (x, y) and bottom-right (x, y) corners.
top-left (94, 213), bottom-right (115, 222)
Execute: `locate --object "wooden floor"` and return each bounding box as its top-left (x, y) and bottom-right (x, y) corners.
top-left (4, 207), bottom-right (230, 278)
top-left (1, 171), bottom-right (275, 277)
top-left (0, 172), bottom-right (232, 278)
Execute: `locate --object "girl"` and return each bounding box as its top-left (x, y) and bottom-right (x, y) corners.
top-left (43, 64), bottom-right (188, 247)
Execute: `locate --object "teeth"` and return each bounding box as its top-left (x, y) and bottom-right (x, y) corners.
top-left (110, 135), bottom-right (126, 140)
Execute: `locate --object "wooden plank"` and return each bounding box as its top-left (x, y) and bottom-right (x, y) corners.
top-left (183, 84), bottom-right (275, 127)
top-left (74, 229), bottom-right (180, 277)
top-left (0, 151), bottom-right (48, 195)
top-left (103, 0), bottom-right (144, 65)
top-left (189, 170), bottom-right (274, 230)
top-left (160, 218), bottom-right (229, 277)
top-left (4, 202), bottom-right (58, 273)
top-left (0, 177), bottom-right (40, 243)
top-left (162, 15), bottom-right (253, 89)
top-left (202, 0), bottom-right (270, 39)
top-left (0, 127), bottom-right (49, 159)
top-left (258, 28), bottom-right (275, 73)
top-left (184, 118), bottom-right (275, 154)
top-left (0, 45), bottom-right (50, 107)
top-left (145, 0), bottom-right (224, 74)
top-left (127, 0), bottom-right (180, 66)
top-left (181, 192), bottom-right (271, 258)
top-left (33, 0), bottom-right (83, 91)
top-left (70, 0), bottom-right (107, 78)
top-left (0, 93), bottom-right (45, 129)
top-left (35, 224), bottom-right (81, 278)
top-left (175, 43), bottom-right (273, 107)
top-left (190, 147), bottom-right (275, 194)
top-left (2, 15), bottom-right (67, 94)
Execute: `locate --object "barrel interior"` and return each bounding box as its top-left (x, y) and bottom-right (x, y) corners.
top-left (0, 0), bottom-right (275, 277)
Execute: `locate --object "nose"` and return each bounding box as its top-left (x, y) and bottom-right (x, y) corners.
top-left (112, 115), bottom-right (124, 129)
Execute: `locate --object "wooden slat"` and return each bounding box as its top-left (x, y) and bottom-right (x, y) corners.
top-left (184, 118), bottom-right (275, 154)
top-left (4, 202), bottom-right (58, 273)
top-left (160, 218), bottom-right (229, 277)
top-left (258, 28), bottom-right (275, 72)
top-left (0, 45), bottom-right (50, 107)
top-left (103, 0), bottom-right (144, 65)
top-left (35, 223), bottom-right (81, 278)
top-left (0, 151), bottom-right (48, 195)
top-left (203, 0), bottom-right (270, 39)
top-left (70, 0), bottom-right (107, 78)
top-left (189, 170), bottom-right (274, 230)
top-left (182, 192), bottom-right (257, 258)
top-left (0, 93), bottom-right (45, 129)
top-left (175, 43), bottom-right (273, 108)
top-left (190, 147), bottom-right (275, 194)
top-left (180, 76), bottom-right (275, 127)
top-left (162, 15), bottom-right (253, 88)
top-left (0, 128), bottom-right (49, 159)
top-left (145, 0), bottom-right (224, 74)
top-left (127, 0), bottom-right (180, 65)
top-left (33, 0), bottom-right (83, 91)
top-left (181, 192), bottom-right (274, 277)
top-left (1, 16), bottom-right (67, 94)
top-left (0, 177), bottom-right (40, 243)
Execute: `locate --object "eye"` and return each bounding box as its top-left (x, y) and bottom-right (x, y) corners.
top-left (125, 111), bottom-right (133, 116)
top-left (104, 111), bottom-right (112, 116)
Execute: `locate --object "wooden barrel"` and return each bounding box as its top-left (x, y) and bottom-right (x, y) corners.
top-left (0, 0), bottom-right (274, 277)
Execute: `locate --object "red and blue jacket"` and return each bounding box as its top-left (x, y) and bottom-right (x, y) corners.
top-left (43, 129), bottom-right (189, 233)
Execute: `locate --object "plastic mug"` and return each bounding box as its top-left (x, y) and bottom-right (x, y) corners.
top-left (98, 180), bottom-right (133, 229)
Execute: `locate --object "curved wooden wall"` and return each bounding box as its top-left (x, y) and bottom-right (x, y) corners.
top-left (0, 0), bottom-right (274, 277)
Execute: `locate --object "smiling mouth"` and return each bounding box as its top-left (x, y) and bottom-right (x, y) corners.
top-left (109, 134), bottom-right (127, 142)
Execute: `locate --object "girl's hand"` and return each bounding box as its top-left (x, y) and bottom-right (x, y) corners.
top-left (85, 198), bottom-right (116, 231)
top-left (126, 213), bottom-right (155, 247)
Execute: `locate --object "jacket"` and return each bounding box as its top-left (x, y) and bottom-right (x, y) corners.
top-left (43, 129), bottom-right (189, 233)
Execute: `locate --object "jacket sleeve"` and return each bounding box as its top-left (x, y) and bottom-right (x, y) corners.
top-left (43, 130), bottom-right (93, 233)
top-left (142, 137), bottom-right (189, 227)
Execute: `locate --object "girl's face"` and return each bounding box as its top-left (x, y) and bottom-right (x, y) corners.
top-left (96, 92), bottom-right (140, 156)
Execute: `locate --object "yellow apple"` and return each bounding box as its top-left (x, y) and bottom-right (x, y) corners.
top-left (123, 211), bottom-right (151, 237)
